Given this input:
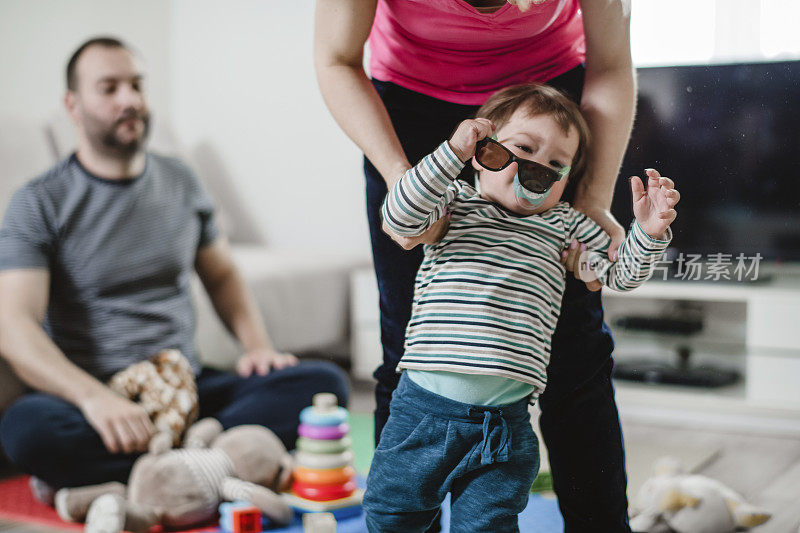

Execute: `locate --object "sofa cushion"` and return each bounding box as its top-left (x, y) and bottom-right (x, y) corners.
top-left (193, 245), bottom-right (368, 369)
top-left (0, 115), bottom-right (55, 220)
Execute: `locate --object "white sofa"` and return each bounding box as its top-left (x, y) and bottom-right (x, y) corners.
top-left (0, 111), bottom-right (368, 409)
top-left (0, 115), bottom-right (55, 409)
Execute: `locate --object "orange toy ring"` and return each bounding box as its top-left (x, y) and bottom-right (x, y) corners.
top-left (292, 479), bottom-right (357, 501)
top-left (294, 465), bottom-right (355, 485)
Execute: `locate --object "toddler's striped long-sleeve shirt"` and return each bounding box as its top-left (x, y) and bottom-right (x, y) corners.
top-left (382, 142), bottom-right (671, 395)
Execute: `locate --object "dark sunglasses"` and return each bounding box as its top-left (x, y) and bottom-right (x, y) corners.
top-left (474, 138), bottom-right (570, 194)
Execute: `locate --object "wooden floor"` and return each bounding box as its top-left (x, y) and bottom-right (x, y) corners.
top-left (2, 382), bottom-right (799, 533)
top-left (622, 422), bottom-right (800, 533)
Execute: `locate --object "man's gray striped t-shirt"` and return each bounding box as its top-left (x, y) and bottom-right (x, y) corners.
top-left (0, 153), bottom-right (219, 379)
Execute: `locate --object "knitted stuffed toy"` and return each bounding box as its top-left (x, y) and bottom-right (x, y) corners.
top-left (55, 419), bottom-right (295, 532)
top-left (108, 349), bottom-right (198, 453)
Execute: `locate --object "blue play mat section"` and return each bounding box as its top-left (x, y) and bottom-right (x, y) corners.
top-left (263, 492), bottom-right (563, 532)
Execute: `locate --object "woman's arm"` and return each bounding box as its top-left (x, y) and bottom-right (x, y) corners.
top-left (314, 0), bottom-right (411, 189)
top-left (381, 142), bottom-right (465, 245)
top-left (574, 0), bottom-right (636, 252)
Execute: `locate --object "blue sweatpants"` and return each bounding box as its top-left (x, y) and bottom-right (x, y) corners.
top-left (0, 360), bottom-right (348, 488)
top-left (363, 373), bottom-right (539, 533)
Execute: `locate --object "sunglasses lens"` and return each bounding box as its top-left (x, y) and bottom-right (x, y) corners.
top-left (476, 141), bottom-right (510, 170)
top-left (518, 162), bottom-right (560, 193)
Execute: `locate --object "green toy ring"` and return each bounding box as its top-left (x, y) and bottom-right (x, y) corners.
top-left (294, 449), bottom-right (354, 470)
top-left (296, 435), bottom-right (352, 454)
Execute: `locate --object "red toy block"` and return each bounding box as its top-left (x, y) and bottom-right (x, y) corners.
top-left (231, 506), bottom-right (262, 533)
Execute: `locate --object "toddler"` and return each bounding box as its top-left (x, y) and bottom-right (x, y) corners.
top-left (363, 83), bottom-right (679, 532)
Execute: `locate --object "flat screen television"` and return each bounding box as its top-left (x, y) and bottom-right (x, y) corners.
top-left (611, 60), bottom-right (800, 266)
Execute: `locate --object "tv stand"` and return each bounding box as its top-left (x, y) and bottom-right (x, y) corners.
top-left (613, 346), bottom-right (740, 388)
top-left (611, 305), bottom-right (740, 388)
top-left (602, 272), bottom-right (800, 435)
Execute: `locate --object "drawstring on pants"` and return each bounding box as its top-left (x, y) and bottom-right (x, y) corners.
top-left (468, 407), bottom-right (511, 465)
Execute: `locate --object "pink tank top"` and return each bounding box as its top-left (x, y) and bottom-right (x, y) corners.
top-left (368, 0), bottom-right (586, 105)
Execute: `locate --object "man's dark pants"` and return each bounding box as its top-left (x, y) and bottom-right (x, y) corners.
top-left (364, 68), bottom-right (631, 532)
top-left (0, 361), bottom-right (348, 488)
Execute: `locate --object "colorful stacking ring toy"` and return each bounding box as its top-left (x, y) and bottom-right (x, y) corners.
top-left (297, 422), bottom-right (349, 441)
top-left (294, 449), bottom-right (354, 470)
top-left (299, 404), bottom-right (348, 426)
top-left (296, 435), bottom-right (351, 454)
top-left (294, 465), bottom-right (355, 486)
top-left (288, 393), bottom-right (362, 512)
top-left (291, 479), bottom-right (357, 501)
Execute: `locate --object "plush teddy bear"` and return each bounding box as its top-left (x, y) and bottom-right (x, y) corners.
top-left (108, 348), bottom-right (199, 453)
top-left (629, 456), bottom-right (772, 533)
top-left (54, 418), bottom-right (295, 533)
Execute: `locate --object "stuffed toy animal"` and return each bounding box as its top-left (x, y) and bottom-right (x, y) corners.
top-left (629, 456), bottom-right (772, 533)
top-left (55, 418), bottom-right (295, 533)
top-left (108, 348), bottom-right (199, 453)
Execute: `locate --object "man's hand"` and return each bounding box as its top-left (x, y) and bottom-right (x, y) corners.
top-left (631, 168), bottom-right (679, 239)
top-left (382, 215), bottom-right (451, 250)
top-left (236, 348), bottom-right (299, 377)
top-left (79, 389), bottom-right (154, 454)
top-left (448, 118), bottom-right (495, 162)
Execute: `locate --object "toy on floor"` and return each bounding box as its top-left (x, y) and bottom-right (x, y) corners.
top-left (108, 348), bottom-right (199, 453)
top-left (302, 511), bottom-right (337, 533)
top-left (219, 500), bottom-right (263, 533)
top-left (44, 350), bottom-right (198, 516)
top-left (629, 456), bottom-right (772, 533)
top-left (282, 393), bottom-right (363, 519)
top-left (54, 419), bottom-right (295, 533)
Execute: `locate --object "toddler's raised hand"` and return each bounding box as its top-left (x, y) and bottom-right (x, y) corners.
top-left (448, 118), bottom-right (495, 163)
top-left (631, 168), bottom-right (680, 240)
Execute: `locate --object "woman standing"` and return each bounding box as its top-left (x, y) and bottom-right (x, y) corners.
top-left (314, 1), bottom-right (635, 531)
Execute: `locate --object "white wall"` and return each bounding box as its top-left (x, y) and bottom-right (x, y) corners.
top-left (169, 0), bottom-right (369, 254)
top-left (0, 0), bottom-right (172, 126)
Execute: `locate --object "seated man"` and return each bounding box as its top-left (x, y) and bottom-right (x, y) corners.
top-left (0, 37), bottom-right (348, 491)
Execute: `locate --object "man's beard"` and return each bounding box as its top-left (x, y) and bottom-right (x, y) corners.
top-left (85, 109), bottom-right (151, 158)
